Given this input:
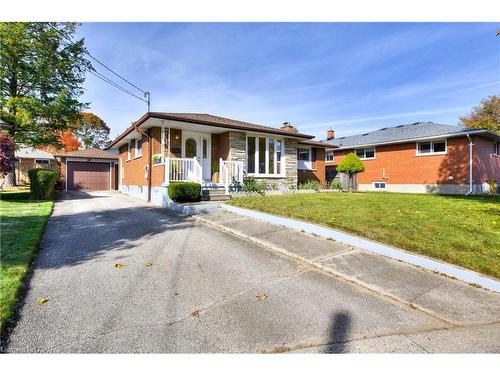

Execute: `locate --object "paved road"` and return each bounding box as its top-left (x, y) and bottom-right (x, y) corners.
top-left (5, 191), bottom-right (500, 353)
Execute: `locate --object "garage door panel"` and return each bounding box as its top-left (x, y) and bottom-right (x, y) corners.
top-left (68, 162), bottom-right (110, 191)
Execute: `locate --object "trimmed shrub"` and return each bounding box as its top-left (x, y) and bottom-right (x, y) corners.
top-left (242, 176), bottom-right (268, 194)
top-left (298, 180), bottom-right (320, 191)
top-left (168, 182), bottom-right (201, 202)
top-left (28, 168), bottom-right (59, 199)
top-left (330, 179), bottom-right (343, 192)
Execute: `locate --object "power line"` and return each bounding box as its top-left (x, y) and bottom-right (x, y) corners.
top-left (50, 24), bottom-right (151, 110)
top-left (89, 70), bottom-right (148, 104)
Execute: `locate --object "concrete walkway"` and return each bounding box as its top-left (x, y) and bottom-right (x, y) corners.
top-left (195, 209), bottom-right (500, 327)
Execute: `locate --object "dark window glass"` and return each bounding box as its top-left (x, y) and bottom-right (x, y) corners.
top-left (259, 137), bottom-right (266, 174)
top-left (326, 151), bottom-right (334, 161)
top-left (268, 138), bottom-right (275, 174)
top-left (433, 141), bottom-right (446, 153)
top-left (203, 139), bottom-right (207, 159)
top-left (247, 137), bottom-right (255, 173)
top-left (418, 142), bottom-right (431, 154)
top-left (365, 148), bottom-right (375, 158)
top-left (355, 149), bottom-right (364, 158)
top-left (276, 140), bottom-right (282, 174)
top-left (298, 148), bottom-right (310, 161)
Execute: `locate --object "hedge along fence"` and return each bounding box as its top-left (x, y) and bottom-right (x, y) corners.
top-left (167, 182), bottom-right (201, 202)
top-left (28, 168), bottom-right (59, 200)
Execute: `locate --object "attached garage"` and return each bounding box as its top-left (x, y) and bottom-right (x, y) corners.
top-left (54, 148), bottom-right (119, 191)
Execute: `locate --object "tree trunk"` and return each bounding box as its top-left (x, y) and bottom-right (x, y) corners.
top-left (348, 174), bottom-right (353, 193)
top-left (3, 135), bottom-right (16, 187)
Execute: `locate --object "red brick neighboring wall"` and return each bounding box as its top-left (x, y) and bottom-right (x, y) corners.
top-left (323, 137), bottom-right (471, 186)
top-left (473, 135), bottom-right (500, 185)
top-left (119, 134), bottom-right (150, 186)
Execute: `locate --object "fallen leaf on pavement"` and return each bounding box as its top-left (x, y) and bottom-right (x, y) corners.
top-left (145, 262), bottom-right (153, 267)
top-left (166, 321), bottom-right (175, 326)
top-left (115, 263), bottom-right (125, 269)
top-left (37, 297), bottom-right (48, 305)
top-left (191, 310), bottom-right (201, 318)
top-left (174, 292), bottom-right (180, 296)
top-left (256, 294), bottom-right (268, 301)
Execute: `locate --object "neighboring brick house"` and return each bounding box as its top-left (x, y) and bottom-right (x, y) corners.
top-left (54, 148), bottom-right (119, 191)
top-left (14, 147), bottom-right (59, 185)
top-left (107, 112), bottom-right (318, 205)
top-left (307, 122), bottom-right (500, 194)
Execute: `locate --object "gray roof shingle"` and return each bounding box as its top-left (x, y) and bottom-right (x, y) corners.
top-left (324, 122), bottom-right (489, 148)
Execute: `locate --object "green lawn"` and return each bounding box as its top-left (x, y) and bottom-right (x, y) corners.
top-left (229, 192), bottom-right (500, 279)
top-left (0, 189), bottom-right (53, 335)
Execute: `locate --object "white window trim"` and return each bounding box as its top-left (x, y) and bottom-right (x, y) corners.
top-left (133, 137), bottom-right (143, 159)
top-left (245, 134), bottom-right (286, 177)
top-left (297, 146), bottom-right (312, 170)
top-left (416, 139), bottom-right (447, 156)
top-left (325, 149), bottom-right (335, 162)
top-left (493, 141), bottom-right (499, 156)
top-left (373, 181), bottom-right (387, 189)
top-left (127, 142), bottom-right (131, 161)
top-left (355, 147), bottom-right (376, 160)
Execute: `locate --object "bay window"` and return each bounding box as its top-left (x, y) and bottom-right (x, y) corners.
top-left (247, 135), bottom-right (284, 176)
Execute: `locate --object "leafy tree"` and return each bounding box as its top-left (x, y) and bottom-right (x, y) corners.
top-left (336, 152), bottom-right (365, 193)
top-left (0, 22), bottom-right (91, 185)
top-left (0, 133), bottom-right (14, 176)
top-left (459, 95), bottom-right (500, 133)
top-left (40, 129), bottom-right (81, 154)
top-left (74, 112), bottom-right (110, 149)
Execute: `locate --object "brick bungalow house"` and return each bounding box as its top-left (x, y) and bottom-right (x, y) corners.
top-left (312, 122), bottom-right (500, 194)
top-left (14, 147), bottom-right (59, 185)
top-left (108, 112), bottom-right (323, 205)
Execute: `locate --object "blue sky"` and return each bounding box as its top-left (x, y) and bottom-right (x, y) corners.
top-left (78, 23), bottom-right (499, 140)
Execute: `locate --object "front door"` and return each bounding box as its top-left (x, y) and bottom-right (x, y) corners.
top-left (182, 132), bottom-right (211, 181)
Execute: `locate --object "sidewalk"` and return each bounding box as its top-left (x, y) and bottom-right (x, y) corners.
top-left (194, 209), bottom-right (500, 326)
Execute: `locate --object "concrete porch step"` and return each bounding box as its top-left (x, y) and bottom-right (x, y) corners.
top-left (202, 188), bottom-right (227, 196)
top-left (200, 194), bottom-right (231, 201)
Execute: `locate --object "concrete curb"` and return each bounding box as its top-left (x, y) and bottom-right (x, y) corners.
top-left (219, 204), bottom-right (500, 293)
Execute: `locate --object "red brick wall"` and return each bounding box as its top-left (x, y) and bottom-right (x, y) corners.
top-left (324, 137), bottom-right (471, 185)
top-left (118, 127), bottom-right (168, 187)
top-left (473, 135), bottom-right (500, 184)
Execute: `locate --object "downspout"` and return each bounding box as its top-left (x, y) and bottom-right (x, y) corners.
top-left (465, 134), bottom-right (473, 196)
top-left (135, 124), bottom-right (152, 202)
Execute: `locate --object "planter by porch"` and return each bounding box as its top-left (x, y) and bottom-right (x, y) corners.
top-left (212, 172), bottom-right (220, 183)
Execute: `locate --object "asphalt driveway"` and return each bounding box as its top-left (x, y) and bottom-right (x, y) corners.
top-left (4, 191), bottom-right (500, 353)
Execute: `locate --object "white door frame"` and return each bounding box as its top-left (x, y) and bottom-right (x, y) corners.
top-left (181, 131), bottom-right (211, 181)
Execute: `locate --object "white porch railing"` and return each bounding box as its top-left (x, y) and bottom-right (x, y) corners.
top-left (220, 158), bottom-right (244, 194)
top-left (165, 157), bottom-right (203, 185)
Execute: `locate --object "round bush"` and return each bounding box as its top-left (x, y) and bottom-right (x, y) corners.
top-left (168, 182), bottom-right (201, 202)
top-left (28, 168), bottom-right (59, 200)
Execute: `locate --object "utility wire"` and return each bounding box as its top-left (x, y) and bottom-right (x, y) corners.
top-left (89, 70), bottom-right (148, 103)
top-left (50, 24), bottom-right (151, 109)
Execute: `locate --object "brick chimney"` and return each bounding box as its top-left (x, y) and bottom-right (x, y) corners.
top-left (326, 128), bottom-right (335, 140)
top-left (281, 121), bottom-right (297, 133)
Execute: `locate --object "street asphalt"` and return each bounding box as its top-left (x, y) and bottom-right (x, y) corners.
top-left (4, 191), bottom-right (500, 353)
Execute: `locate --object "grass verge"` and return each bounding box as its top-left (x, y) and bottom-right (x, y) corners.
top-left (0, 189), bottom-right (53, 336)
top-left (228, 192), bottom-right (500, 279)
